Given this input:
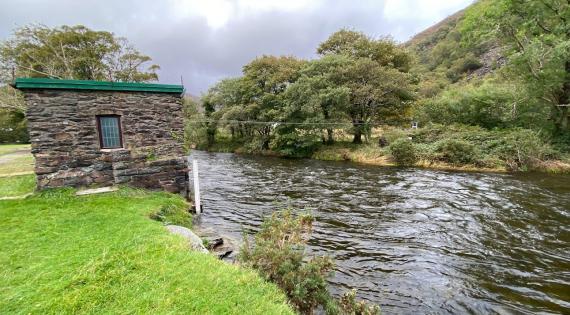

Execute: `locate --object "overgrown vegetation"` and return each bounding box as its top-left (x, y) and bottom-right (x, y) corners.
top-left (240, 210), bottom-right (380, 315)
top-left (389, 138), bottom-right (417, 166)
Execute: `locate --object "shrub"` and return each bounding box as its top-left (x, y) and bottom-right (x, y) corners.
top-left (436, 138), bottom-right (478, 165)
top-left (0, 110), bottom-right (29, 144)
top-left (414, 143), bottom-right (438, 163)
top-left (338, 290), bottom-right (380, 315)
top-left (271, 129), bottom-right (321, 158)
top-left (240, 210), bottom-right (380, 315)
top-left (239, 210), bottom-right (335, 314)
top-left (389, 138), bottom-right (417, 166)
top-left (491, 129), bottom-right (553, 171)
top-left (382, 128), bottom-right (409, 145)
top-left (416, 82), bottom-right (523, 130)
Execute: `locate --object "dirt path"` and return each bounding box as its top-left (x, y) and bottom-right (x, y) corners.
top-left (0, 147), bottom-right (34, 176)
top-left (0, 149), bottom-right (31, 163)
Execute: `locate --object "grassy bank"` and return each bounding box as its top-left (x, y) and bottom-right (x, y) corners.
top-left (0, 144), bottom-right (294, 314)
top-left (0, 188), bottom-right (293, 314)
top-left (197, 125), bottom-right (570, 174)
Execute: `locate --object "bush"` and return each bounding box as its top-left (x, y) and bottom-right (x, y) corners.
top-left (0, 110), bottom-right (29, 144)
top-left (239, 210), bottom-right (335, 314)
top-left (382, 127), bottom-right (409, 145)
top-left (240, 210), bottom-right (380, 315)
top-left (271, 129), bottom-right (321, 158)
top-left (491, 129), bottom-right (553, 171)
top-left (416, 82), bottom-right (523, 130)
top-left (338, 290), bottom-right (380, 315)
top-left (436, 138), bottom-right (478, 165)
top-left (389, 138), bottom-right (417, 166)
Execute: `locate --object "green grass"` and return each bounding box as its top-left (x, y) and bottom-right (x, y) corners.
top-left (0, 174), bottom-right (36, 198)
top-left (0, 188), bottom-right (293, 314)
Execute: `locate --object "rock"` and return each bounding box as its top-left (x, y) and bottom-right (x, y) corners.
top-left (191, 226), bottom-right (239, 262)
top-left (204, 237), bottom-right (224, 250)
top-left (217, 250), bottom-right (233, 260)
top-left (166, 225), bottom-right (208, 253)
top-left (76, 186), bottom-right (119, 196)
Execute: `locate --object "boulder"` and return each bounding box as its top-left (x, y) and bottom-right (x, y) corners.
top-left (166, 225), bottom-right (208, 253)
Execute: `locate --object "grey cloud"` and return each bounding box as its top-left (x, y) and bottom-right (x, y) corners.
top-left (0, 0), bottom-right (470, 94)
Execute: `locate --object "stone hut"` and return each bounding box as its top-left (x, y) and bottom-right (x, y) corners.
top-left (13, 78), bottom-right (188, 194)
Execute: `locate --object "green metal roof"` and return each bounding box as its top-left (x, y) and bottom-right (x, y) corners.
top-left (13, 78), bottom-right (184, 94)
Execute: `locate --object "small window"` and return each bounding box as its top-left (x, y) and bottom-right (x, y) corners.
top-left (97, 115), bottom-right (123, 149)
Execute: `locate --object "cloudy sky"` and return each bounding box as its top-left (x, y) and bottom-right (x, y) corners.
top-left (0, 0), bottom-right (472, 94)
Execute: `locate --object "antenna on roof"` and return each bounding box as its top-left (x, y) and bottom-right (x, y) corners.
top-left (180, 75), bottom-right (184, 87)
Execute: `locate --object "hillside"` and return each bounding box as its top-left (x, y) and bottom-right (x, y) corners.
top-left (405, 8), bottom-right (467, 51)
top-left (406, 1), bottom-right (505, 93)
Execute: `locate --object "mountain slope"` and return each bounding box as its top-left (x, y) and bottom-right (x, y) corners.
top-left (405, 1), bottom-right (505, 93)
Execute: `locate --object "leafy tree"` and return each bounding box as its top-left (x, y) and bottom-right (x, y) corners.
top-left (317, 30), bottom-right (415, 143)
top-left (416, 80), bottom-right (548, 129)
top-left (204, 56), bottom-right (306, 150)
top-left (461, 0), bottom-right (570, 135)
top-left (0, 85), bottom-right (25, 112)
top-left (286, 55), bottom-right (351, 144)
top-left (0, 108), bottom-right (28, 143)
top-left (0, 24), bottom-right (159, 83)
top-left (318, 29), bottom-right (412, 72)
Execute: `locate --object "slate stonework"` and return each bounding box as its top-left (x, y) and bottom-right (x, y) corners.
top-left (22, 89), bottom-right (188, 194)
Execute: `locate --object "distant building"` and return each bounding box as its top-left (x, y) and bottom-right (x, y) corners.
top-left (13, 78), bottom-right (188, 194)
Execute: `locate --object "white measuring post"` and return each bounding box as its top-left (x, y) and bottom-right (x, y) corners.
top-left (192, 159), bottom-right (201, 214)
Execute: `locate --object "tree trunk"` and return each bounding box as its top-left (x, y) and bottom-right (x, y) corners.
top-left (206, 124), bottom-right (216, 147)
top-left (326, 128), bottom-right (334, 144)
top-left (554, 61), bottom-right (570, 134)
top-left (261, 126), bottom-right (271, 150)
top-left (560, 106), bottom-right (569, 131)
top-left (352, 120), bottom-right (362, 144)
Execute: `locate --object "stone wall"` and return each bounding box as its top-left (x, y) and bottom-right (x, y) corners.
top-left (23, 89), bottom-right (188, 194)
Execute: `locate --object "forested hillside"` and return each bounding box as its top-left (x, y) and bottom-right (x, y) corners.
top-left (409, 0), bottom-right (569, 137)
top-left (185, 0), bottom-right (569, 172)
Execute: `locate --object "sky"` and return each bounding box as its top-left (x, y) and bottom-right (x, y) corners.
top-left (0, 0), bottom-right (473, 94)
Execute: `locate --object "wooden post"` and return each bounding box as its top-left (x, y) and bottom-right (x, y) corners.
top-left (192, 159), bottom-right (201, 214)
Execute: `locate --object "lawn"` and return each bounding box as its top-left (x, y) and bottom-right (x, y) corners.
top-left (0, 174), bottom-right (36, 198)
top-left (0, 188), bottom-right (293, 314)
top-left (0, 143), bottom-right (293, 314)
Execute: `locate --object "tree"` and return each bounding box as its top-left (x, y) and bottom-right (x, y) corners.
top-left (317, 30), bottom-right (415, 143)
top-left (286, 55), bottom-right (351, 144)
top-left (240, 55), bottom-right (306, 150)
top-left (317, 29), bottom-right (412, 72)
top-left (461, 0), bottom-right (570, 135)
top-left (0, 24), bottom-right (161, 143)
top-left (0, 86), bottom-right (25, 112)
top-left (0, 24), bottom-right (159, 83)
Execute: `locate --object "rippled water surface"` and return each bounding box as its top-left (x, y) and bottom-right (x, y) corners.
top-left (191, 151), bottom-right (570, 314)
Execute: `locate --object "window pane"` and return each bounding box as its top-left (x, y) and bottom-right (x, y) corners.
top-left (100, 117), bottom-right (121, 148)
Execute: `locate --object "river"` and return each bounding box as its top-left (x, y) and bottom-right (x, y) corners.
top-left (190, 150), bottom-right (570, 314)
